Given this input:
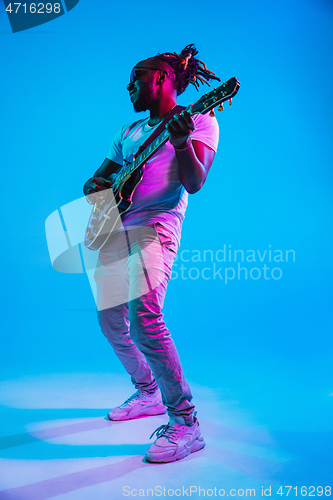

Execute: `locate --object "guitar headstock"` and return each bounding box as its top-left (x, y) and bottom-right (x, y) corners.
top-left (191, 77), bottom-right (240, 115)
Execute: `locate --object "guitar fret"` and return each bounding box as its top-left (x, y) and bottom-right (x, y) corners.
top-left (115, 78), bottom-right (239, 184)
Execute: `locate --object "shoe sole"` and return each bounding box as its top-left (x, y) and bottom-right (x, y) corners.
top-left (145, 435), bottom-right (205, 464)
top-left (108, 404), bottom-right (167, 421)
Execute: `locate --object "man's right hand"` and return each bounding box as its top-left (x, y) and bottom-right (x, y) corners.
top-left (83, 159), bottom-right (122, 202)
top-left (83, 175), bottom-right (118, 205)
top-left (83, 176), bottom-right (113, 196)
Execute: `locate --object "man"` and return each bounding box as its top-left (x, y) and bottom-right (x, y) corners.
top-left (83, 44), bottom-right (220, 463)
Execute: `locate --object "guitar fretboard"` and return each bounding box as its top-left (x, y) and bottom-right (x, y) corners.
top-left (113, 77), bottom-right (240, 189)
top-left (115, 128), bottom-right (171, 187)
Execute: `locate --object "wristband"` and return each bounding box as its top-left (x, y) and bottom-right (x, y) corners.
top-left (174, 138), bottom-right (192, 151)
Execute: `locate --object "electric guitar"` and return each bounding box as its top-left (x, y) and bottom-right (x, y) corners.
top-left (84, 77), bottom-right (240, 251)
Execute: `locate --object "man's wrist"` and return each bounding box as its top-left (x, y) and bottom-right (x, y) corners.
top-left (83, 177), bottom-right (93, 196)
top-left (174, 138), bottom-right (192, 151)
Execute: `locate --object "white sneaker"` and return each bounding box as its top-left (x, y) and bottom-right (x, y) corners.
top-left (145, 416), bottom-right (205, 463)
top-left (108, 389), bottom-right (167, 421)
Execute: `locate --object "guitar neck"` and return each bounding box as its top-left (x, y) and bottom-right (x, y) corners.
top-left (116, 127), bottom-right (172, 185)
top-left (114, 77), bottom-right (240, 187)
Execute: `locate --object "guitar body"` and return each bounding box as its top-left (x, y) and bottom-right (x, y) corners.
top-left (118, 167), bottom-right (143, 210)
top-left (84, 76), bottom-right (240, 251)
top-left (84, 167), bottom-right (144, 251)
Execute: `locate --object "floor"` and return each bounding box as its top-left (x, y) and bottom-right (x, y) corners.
top-left (0, 371), bottom-right (332, 500)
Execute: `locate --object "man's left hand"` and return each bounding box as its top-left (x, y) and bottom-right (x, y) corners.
top-left (166, 110), bottom-right (194, 150)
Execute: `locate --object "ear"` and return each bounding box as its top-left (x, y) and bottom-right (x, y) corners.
top-left (156, 70), bottom-right (168, 85)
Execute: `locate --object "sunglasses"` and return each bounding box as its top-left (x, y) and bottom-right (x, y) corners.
top-left (129, 66), bottom-right (167, 84)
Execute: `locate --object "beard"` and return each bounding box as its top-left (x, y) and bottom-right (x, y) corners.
top-left (133, 83), bottom-right (154, 112)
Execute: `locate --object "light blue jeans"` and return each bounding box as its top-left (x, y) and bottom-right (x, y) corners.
top-left (94, 223), bottom-right (195, 424)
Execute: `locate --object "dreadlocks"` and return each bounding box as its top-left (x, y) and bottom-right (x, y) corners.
top-left (150, 44), bottom-right (220, 96)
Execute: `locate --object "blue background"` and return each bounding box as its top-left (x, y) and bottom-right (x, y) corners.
top-left (1, 0), bottom-right (333, 447)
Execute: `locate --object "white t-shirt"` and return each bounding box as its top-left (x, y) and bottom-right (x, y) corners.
top-left (106, 112), bottom-right (219, 245)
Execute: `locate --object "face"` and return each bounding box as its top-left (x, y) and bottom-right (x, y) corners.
top-left (127, 61), bottom-right (163, 112)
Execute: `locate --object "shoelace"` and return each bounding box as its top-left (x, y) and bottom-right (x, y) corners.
top-left (121, 391), bottom-right (154, 407)
top-left (149, 424), bottom-right (183, 444)
top-left (149, 410), bottom-right (198, 442)
top-left (149, 410), bottom-right (197, 440)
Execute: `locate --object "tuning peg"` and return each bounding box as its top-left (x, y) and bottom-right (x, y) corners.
top-left (229, 98), bottom-right (232, 106)
top-left (209, 109), bottom-right (215, 117)
top-left (218, 103), bottom-right (224, 111)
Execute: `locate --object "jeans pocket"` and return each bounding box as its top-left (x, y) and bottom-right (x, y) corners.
top-left (152, 223), bottom-right (178, 254)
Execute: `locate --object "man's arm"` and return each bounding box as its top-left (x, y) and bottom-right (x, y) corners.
top-left (166, 111), bottom-right (216, 194)
top-left (83, 158), bottom-right (122, 196)
top-left (175, 140), bottom-right (215, 194)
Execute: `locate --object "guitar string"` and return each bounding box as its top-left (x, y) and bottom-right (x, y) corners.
top-left (92, 85), bottom-right (236, 226)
